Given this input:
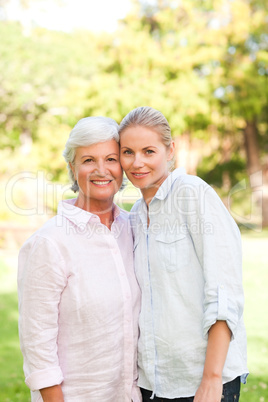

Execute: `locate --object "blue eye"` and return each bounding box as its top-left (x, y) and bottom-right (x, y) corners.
top-left (146, 149), bottom-right (154, 154)
top-left (122, 150), bottom-right (132, 155)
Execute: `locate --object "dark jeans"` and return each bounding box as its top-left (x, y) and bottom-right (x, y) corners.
top-left (141, 376), bottom-right (241, 402)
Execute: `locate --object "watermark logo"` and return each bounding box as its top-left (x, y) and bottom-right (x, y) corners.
top-left (5, 171), bottom-right (71, 216)
top-left (227, 171), bottom-right (263, 232)
top-left (4, 170), bottom-right (265, 232)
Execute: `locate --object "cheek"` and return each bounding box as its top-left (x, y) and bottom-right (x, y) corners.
top-left (120, 156), bottom-right (130, 170)
top-left (76, 166), bottom-right (91, 181)
top-left (78, 166), bottom-right (87, 175)
top-left (118, 168), bottom-right (124, 183)
top-left (113, 164), bottom-right (123, 180)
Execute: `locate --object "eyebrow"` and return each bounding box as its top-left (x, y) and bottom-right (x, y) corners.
top-left (121, 146), bottom-right (157, 150)
top-left (80, 152), bottom-right (119, 159)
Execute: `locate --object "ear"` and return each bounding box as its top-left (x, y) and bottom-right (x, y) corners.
top-left (69, 162), bottom-right (76, 180)
top-left (167, 140), bottom-right (175, 161)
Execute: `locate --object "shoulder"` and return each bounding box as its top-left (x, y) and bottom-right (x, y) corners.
top-left (169, 173), bottom-right (227, 218)
top-left (18, 218), bottom-right (69, 277)
top-left (19, 215), bottom-right (64, 254)
top-left (130, 199), bottom-right (142, 213)
top-left (114, 205), bottom-right (134, 235)
top-left (115, 204), bottom-right (130, 223)
top-left (170, 173), bottom-right (210, 199)
top-left (129, 199), bottom-right (143, 224)
top-left (174, 173), bottom-right (208, 188)
top-left (118, 206), bottom-right (129, 216)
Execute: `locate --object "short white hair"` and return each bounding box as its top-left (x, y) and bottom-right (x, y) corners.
top-left (63, 116), bottom-right (119, 192)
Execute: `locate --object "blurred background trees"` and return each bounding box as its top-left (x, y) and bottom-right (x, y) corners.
top-left (1, 4), bottom-right (267, 400)
top-left (0, 0), bottom-right (267, 229)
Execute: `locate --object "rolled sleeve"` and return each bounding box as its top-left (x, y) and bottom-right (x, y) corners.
top-left (203, 285), bottom-right (243, 340)
top-left (18, 235), bottom-right (67, 391)
top-left (25, 366), bottom-right (63, 391)
top-left (186, 180), bottom-right (244, 340)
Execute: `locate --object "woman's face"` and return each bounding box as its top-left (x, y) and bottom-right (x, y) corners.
top-left (120, 126), bottom-right (174, 200)
top-left (70, 139), bottom-right (123, 210)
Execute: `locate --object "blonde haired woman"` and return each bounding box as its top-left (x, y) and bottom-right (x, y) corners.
top-left (119, 106), bottom-right (248, 402)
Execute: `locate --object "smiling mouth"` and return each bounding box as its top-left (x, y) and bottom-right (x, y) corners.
top-left (131, 172), bottom-right (149, 178)
top-left (91, 180), bottom-right (112, 186)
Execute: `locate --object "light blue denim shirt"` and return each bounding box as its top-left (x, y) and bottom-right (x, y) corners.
top-left (130, 168), bottom-right (248, 398)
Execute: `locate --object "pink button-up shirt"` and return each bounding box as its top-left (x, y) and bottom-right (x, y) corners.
top-left (18, 199), bottom-right (141, 402)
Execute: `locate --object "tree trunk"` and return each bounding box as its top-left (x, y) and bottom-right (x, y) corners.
top-left (221, 136), bottom-right (232, 208)
top-left (244, 120), bottom-right (261, 174)
top-left (262, 167), bottom-right (268, 228)
top-left (175, 132), bottom-right (199, 175)
top-left (243, 120), bottom-right (268, 228)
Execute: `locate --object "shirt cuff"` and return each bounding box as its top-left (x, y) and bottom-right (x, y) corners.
top-left (203, 285), bottom-right (240, 340)
top-left (25, 366), bottom-right (63, 391)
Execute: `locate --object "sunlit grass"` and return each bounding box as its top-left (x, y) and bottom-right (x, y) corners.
top-left (0, 262), bottom-right (29, 401)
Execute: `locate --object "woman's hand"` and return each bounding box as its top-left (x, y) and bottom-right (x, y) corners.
top-left (40, 385), bottom-right (64, 402)
top-left (193, 375), bottom-right (222, 402)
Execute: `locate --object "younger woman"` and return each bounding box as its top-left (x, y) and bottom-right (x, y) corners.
top-left (119, 106), bottom-right (248, 402)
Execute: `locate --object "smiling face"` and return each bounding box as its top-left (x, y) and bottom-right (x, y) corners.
top-left (120, 126), bottom-right (174, 203)
top-left (70, 139), bottom-right (123, 212)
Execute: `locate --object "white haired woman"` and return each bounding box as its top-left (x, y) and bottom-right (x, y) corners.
top-left (18, 116), bottom-right (141, 402)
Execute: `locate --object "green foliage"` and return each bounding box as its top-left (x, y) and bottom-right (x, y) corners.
top-left (197, 154), bottom-right (246, 188)
top-left (0, 0), bottom-right (267, 224)
top-left (0, 258), bottom-right (29, 401)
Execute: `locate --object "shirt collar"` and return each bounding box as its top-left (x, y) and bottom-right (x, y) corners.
top-left (135, 167), bottom-right (186, 220)
top-left (57, 198), bottom-right (122, 227)
top-left (154, 167), bottom-right (186, 201)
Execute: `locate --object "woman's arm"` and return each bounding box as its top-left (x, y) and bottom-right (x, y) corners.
top-left (194, 320), bottom-right (231, 402)
top-left (18, 236), bottom-right (67, 393)
top-left (186, 181), bottom-right (244, 341)
top-left (40, 385), bottom-right (64, 402)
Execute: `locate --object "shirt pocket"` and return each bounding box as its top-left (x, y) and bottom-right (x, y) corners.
top-left (155, 232), bottom-right (190, 272)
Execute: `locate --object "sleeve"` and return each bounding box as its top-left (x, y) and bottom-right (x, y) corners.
top-left (184, 179), bottom-right (244, 340)
top-left (131, 382), bottom-right (142, 402)
top-left (18, 235), bottom-right (68, 391)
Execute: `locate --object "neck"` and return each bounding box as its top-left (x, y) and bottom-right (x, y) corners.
top-left (142, 192), bottom-right (153, 207)
top-left (75, 195), bottom-right (114, 229)
top-left (97, 209), bottom-right (114, 230)
top-left (141, 172), bottom-right (170, 206)
top-left (141, 186), bottom-right (159, 207)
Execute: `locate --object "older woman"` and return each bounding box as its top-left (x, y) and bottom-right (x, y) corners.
top-left (18, 116), bottom-right (141, 402)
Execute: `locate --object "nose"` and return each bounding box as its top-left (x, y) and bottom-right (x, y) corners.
top-left (132, 153), bottom-right (145, 169)
top-left (95, 160), bottom-right (107, 176)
